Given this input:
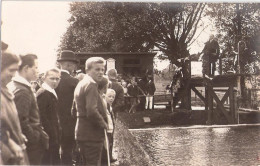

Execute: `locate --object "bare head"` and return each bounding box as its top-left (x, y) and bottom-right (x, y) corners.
top-left (209, 35), bottom-right (215, 41)
top-left (18, 54), bottom-right (39, 82)
top-left (122, 81), bottom-right (127, 88)
top-left (43, 68), bottom-right (61, 89)
top-left (107, 69), bottom-right (118, 81)
top-left (106, 88), bottom-right (116, 106)
top-left (85, 57), bottom-right (106, 82)
top-left (1, 52), bottom-right (20, 86)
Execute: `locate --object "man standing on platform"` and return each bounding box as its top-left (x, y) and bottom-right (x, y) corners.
top-left (55, 50), bottom-right (79, 165)
top-left (202, 35), bottom-right (220, 76)
top-left (12, 54), bottom-right (49, 165)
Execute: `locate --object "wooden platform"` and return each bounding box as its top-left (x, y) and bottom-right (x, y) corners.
top-left (190, 74), bottom-right (245, 87)
top-left (188, 74), bottom-right (245, 124)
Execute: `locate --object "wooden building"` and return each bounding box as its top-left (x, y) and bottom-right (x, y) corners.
top-left (75, 52), bottom-right (156, 78)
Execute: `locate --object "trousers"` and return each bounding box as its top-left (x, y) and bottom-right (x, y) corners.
top-left (77, 141), bottom-right (103, 166)
top-left (145, 96), bottom-right (154, 109)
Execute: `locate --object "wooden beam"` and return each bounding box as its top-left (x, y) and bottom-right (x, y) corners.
top-left (208, 94), bottom-right (214, 124)
top-left (191, 86), bottom-right (206, 103)
top-left (208, 87), bottom-right (233, 123)
top-left (205, 86), bottom-right (209, 111)
top-left (215, 88), bottom-right (230, 123)
top-left (220, 89), bottom-right (230, 104)
top-left (229, 86), bottom-right (237, 123)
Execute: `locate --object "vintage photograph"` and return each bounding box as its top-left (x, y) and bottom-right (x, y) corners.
top-left (1, 1), bottom-right (260, 165)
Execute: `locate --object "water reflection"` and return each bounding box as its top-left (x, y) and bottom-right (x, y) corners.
top-left (132, 126), bottom-right (260, 166)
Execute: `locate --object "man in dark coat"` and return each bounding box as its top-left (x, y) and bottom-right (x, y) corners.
top-left (11, 54), bottom-right (49, 165)
top-left (55, 50), bottom-right (79, 165)
top-left (137, 77), bottom-right (147, 111)
top-left (74, 57), bottom-right (108, 166)
top-left (127, 77), bottom-right (140, 113)
top-left (37, 68), bottom-right (61, 165)
top-left (202, 35), bottom-right (220, 76)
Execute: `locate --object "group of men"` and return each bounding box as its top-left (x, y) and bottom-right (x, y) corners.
top-left (1, 49), bottom-right (124, 165)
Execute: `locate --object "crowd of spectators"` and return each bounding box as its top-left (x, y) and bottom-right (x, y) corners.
top-left (1, 45), bottom-right (156, 165)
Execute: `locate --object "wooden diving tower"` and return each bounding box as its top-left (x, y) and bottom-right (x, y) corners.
top-left (171, 74), bottom-right (244, 125)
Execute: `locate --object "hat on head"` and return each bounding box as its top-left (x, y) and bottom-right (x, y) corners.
top-left (57, 50), bottom-right (78, 63)
top-left (107, 69), bottom-right (117, 80)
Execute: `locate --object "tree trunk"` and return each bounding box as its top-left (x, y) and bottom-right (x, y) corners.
top-left (168, 46), bottom-right (191, 110)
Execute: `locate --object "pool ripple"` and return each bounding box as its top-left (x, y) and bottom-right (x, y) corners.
top-left (131, 126), bottom-right (260, 166)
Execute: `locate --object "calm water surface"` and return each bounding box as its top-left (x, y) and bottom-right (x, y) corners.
top-left (131, 126), bottom-right (260, 166)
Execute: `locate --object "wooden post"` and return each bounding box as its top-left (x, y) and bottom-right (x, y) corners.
top-left (234, 90), bottom-right (238, 123)
top-left (219, 57), bottom-right (222, 75)
top-left (229, 86), bottom-right (235, 124)
top-left (207, 85), bottom-right (213, 125)
top-left (187, 85), bottom-right (191, 110)
top-left (205, 86), bottom-right (209, 111)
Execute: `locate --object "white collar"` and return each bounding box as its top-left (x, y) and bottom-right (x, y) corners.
top-left (12, 73), bottom-right (32, 87)
top-left (61, 69), bottom-right (70, 75)
top-left (42, 82), bottom-right (58, 99)
top-left (84, 74), bottom-right (96, 83)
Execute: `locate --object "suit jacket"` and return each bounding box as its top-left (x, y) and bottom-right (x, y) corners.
top-left (203, 40), bottom-right (220, 62)
top-left (55, 71), bottom-right (79, 138)
top-left (74, 75), bottom-right (107, 142)
top-left (36, 88), bottom-right (60, 145)
top-left (146, 81), bottom-right (156, 96)
top-left (109, 79), bottom-right (124, 113)
top-left (12, 81), bottom-right (48, 149)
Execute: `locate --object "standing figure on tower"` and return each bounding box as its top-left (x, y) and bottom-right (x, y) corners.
top-left (202, 35), bottom-right (220, 76)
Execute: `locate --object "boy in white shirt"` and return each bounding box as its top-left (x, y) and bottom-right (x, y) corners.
top-left (104, 89), bottom-right (117, 163)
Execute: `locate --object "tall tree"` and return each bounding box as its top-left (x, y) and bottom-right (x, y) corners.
top-left (59, 2), bottom-right (207, 109)
top-left (59, 2), bottom-right (206, 68)
top-left (206, 3), bottom-right (260, 74)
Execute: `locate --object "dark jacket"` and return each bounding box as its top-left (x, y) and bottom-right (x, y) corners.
top-left (12, 81), bottom-right (49, 149)
top-left (203, 39), bottom-right (220, 62)
top-left (109, 79), bottom-right (124, 113)
top-left (146, 81), bottom-right (156, 96)
top-left (36, 88), bottom-right (60, 146)
top-left (55, 71), bottom-right (79, 138)
top-left (74, 75), bottom-right (107, 142)
top-left (1, 86), bottom-right (29, 165)
top-left (127, 84), bottom-right (139, 97)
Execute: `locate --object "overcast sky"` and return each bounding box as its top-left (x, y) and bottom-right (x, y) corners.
top-left (1, 1), bottom-right (70, 72)
top-left (1, 1), bottom-right (214, 72)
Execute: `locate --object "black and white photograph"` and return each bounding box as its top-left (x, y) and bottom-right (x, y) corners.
top-left (1, 1), bottom-right (260, 165)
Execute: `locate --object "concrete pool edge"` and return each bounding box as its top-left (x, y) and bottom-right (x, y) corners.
top-left (129, 123), bottom-right (260, 131)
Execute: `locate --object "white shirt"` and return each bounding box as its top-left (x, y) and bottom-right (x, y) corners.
top-left (61, 69), bottom-right (70, 75)
top-left (12, 74), bottom-right (32, 87)
top-left (7, 73), bottom-right (35, 96)
top-left (102, 97), bottom-right (114, 133)
top-left (42, 83), bottom-right (58, 99)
